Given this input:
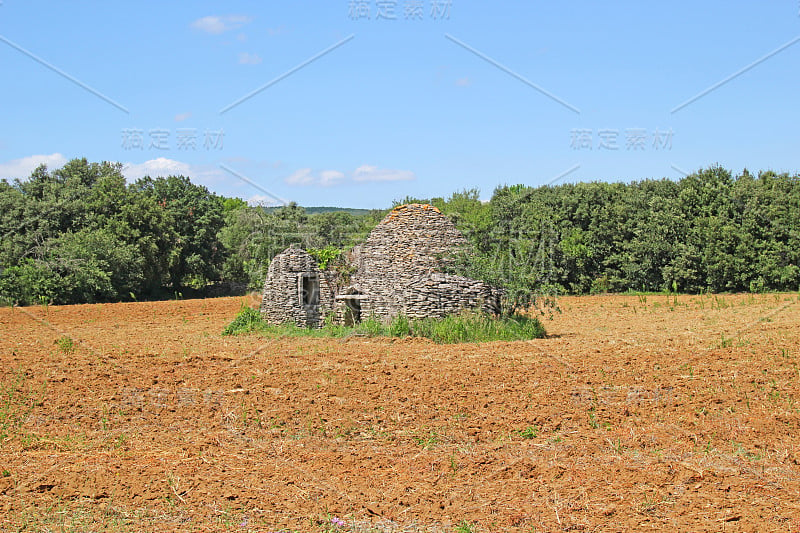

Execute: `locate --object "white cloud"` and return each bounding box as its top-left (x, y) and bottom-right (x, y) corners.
top-left (0, 153), bottom-right (67, 179)
top-left (121, 158), bottom-right (235, 191)
top-left (353, 164), bottom-right (415, 182)
top-left (284, 165), bottom-right (415, 187)
top-left (319, 169), bottom-right (345, 186)
top-left (122, 158), bottom-right (193, 181)
top-left (174, 111), bottom-right (192, 122)
top-left (455, 76), bottom-right (472, 87)
top-left (191, 15), bottom-right (252, 35)
top-left (238, 52), bottom-right (262, 65)
top-left (285, 168), bottom-right (315, 186)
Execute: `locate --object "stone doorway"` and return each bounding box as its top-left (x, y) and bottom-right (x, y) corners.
top-left (343, 297), bottom-right (361, 326)
top-left (300, 274), bottom-right (319, 308)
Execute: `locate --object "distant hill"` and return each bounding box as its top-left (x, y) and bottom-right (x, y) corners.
top-left (264, 206), bottom-right (375, 216)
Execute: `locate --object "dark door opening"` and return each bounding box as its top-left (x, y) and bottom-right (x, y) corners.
top-left (301, 274), bottom-right (319, 308)
top-left (343, 298), bottom-right (361, 326)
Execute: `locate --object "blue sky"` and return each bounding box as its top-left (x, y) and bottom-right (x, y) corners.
top-left (1, 1), bottom-right (799, 208)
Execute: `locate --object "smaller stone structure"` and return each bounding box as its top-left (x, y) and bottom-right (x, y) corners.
top-left (259, 247), bottom-right (334, 328)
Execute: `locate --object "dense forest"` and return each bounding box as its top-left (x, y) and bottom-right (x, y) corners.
top-left (1, 158), bottom-right (798, 306)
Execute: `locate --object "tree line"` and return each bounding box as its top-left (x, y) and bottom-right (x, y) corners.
top-left (0, 159), bottom-right (797, 305)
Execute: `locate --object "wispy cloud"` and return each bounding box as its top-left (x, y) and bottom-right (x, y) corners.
top-left (353, 164), bottom-right (415, 182)
top-left (174, 111), bottom-right (192, 122)
top-left (285, 165), bottom-right (415, 186)
top-left (0, 153), bottom-right (67, 179)
top-left (122, 157), bottom-right (228, 188)
top-left (285, 168), bottom-right (315, 186)
top-left (320, 169), bottom-right (346, 185)
top-left (455, 76), bottom-right (471, 87)
top-left (191, 15), bottom-right (252, 35)
top-left (238, 52), bottom-right (262, 65)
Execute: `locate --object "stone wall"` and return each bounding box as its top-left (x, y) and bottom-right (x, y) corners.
top-left (401, 272), bottom-right (502, 319)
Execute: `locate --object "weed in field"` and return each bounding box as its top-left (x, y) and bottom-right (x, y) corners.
top-left (712, 295), bottom-right (729, 310)
top-left (589, 407), bottom-right (599, 429)
top-left (637, 493), bottom-right (673, 515)
top-left (9, 501), bottom-right (146, 532)
top-left (113, 434), bottom-right (127, 450)
top-left (516, 426), bottom-right (539, 439)
top-left (358, 316), bottom-right (384, 336)
top-left (449, 453), bottom-right (459, 475)
top-left (587, 406), bottom-right (611, 430)
top-left (455, 521), bottom-right (476, 533)
top-left (609, 437), bottom-right (626, 454)
top-left (717, 334), bottom-right (733, 349)
top-left (38, 295), bottom-right (50, 315)
top-left (1, 371), bottom-right (46, 443)
top-left (732, 442), bottom-right (763, 461)
top-left (56, 335), bottom-right (75, 354)
top-left (238, 401), bottom-right (262, 429)
top-left (333, 423), bottom-right (361, 440)
top-left (314, 512), bottom-right (348, 532)
top-left (637, 495), bottom-right (658, 515)
top-left (388, 313), bottom-right (411, 337)
top-left (413, 429), bottom-right (440, 449)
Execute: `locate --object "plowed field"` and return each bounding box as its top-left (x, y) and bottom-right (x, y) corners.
top-left (2, 292), bottom-right (800, 532)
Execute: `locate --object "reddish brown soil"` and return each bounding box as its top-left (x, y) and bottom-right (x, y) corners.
top-left (2, 293), bottom-right (800, 532)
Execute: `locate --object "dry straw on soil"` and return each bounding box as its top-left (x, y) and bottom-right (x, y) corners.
top-left (1, 292), bottom-right (800, 531)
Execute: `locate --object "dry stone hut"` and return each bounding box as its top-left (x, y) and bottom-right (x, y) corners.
top-left (259, 247), bottom-right (335, 328)
top-left (260, 204), bottom-right (501, 327)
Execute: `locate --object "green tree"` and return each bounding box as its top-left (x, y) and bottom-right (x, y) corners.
top-left (133, 175), bottom-right (226, 290)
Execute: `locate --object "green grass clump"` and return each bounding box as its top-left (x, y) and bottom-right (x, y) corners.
top-left (222, 307), bottom-right (545, 344)
top-left (221, 305), bottom-right (265, 336)
top-left (406, 312), bottom-right (545, 343)
top-left (388, 313), bottom-right (411, 337)
top-left (455, 521), bottom-right (476, 533)
top-left (55, 335), bottom-right (75, 354)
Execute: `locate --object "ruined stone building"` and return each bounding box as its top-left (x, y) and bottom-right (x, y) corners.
top-left (260, 204), bottom-right (501, 327)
